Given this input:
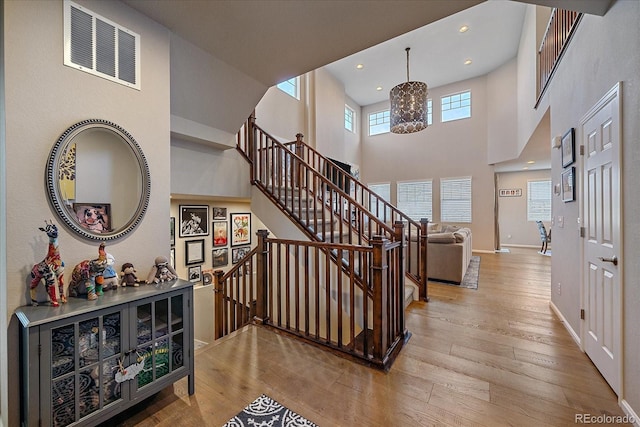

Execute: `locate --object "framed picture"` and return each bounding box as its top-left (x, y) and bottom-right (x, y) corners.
top-left (213, 207), bottom-right (227, 221)
top-left (170, 217), bottom-right (175, 246)
top-left (179, 205), bottom-right (209, 237)
top-left (212, 248), bottom-right (228, 268)
top-left (185, 239), bottom-right (205, 265)
top-left (202, 268), bottom-right (214, 286)
top-left (232, 246), bottom-right (251, 264)
top-left (73, 203), bottom-right (111, 233)
top-left (561, 128), bottom-right (575, 168)
top-left (230, 213), bottom-right (251, 246)
top-left (212, 221), bottom-right (228, 247)
top-left (188, 265), bottom-right (202, 283)
top-left (562, 167), bottom-right (575, 202)
top-left (170, 247), bottom-right (175, 269)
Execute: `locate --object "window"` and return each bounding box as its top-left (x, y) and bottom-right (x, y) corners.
top-left (369, 110), bottom-right (390, 136)
top-left (397, 180), bottom-right (432, 221)
top-left (527, 180), bottom-right (552, 221)
top-left (368, 183), bottom-right (391, 221)
top-left (427, 98), bottom-right (433, 126)
top-left (441, 91), bottom-right (471, 122)
top-left (345, 105), bottom-right (355, 132)
top-left (64, 0), bottom-right (140, 89)
top-left (277, 76), bottom-right (299, 99)
top-left (441, 177), bottom-right (472, 222)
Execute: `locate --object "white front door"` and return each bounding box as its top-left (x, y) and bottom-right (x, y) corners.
top-left (581, 83), bottom-right (622, 395)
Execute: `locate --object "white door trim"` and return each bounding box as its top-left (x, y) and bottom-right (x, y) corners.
top-left (579, 81), bottom-right (623, 398)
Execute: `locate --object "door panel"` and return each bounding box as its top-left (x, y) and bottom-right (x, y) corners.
top-left (582, 83), bottom-right (621, 395)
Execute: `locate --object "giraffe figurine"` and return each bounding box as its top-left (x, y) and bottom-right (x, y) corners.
top-left (30, 220), bottom-right (66, 307)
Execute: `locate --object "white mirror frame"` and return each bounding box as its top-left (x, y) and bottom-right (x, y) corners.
top-left (46, 119), bottom-right (151, 241)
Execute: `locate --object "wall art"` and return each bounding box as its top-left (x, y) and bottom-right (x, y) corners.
top-left (179, 205), bottom-right (209, 237)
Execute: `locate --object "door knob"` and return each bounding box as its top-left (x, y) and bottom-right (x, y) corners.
top-left (598, 255), bottom-right (618, 266)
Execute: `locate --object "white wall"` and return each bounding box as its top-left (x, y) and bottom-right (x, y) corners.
top-left (497, 169), bottom-right (551, 247)
top-left (360, 75), bottom-right (496, 252)
top-left (2, 1), bottom-right (171, 423)
top-left (487, 58), bottom-right (519, 164)
top-left (542, 0), bottom-right (640, 413)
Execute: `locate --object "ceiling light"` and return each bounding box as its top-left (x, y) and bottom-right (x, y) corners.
top-left (464, 59), bottom-right (472, 65)
top-left (376, 86), bottom-right (383, 91)
top-left (459, 25), bottom-right (469, 33)
top-left (527, 160), bottom-right (535, 164)
top-left (523, 166), bottom-right (529, 170)
top-left (389, 47), bottom-right (428, 134)
top-left (356, 64), bottom-right (364, 69)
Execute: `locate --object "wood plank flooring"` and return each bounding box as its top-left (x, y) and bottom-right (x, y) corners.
top-left (106, 248), bottom-right (625, 426)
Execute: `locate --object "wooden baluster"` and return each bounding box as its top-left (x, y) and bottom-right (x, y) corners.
top-left (213, 270), bottom-right (225, 339)
top-left (393, 221), bottom-right (406, 337)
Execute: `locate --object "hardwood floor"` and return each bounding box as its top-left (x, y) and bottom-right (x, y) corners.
top-left (108, 248), bottom-right (625, 426)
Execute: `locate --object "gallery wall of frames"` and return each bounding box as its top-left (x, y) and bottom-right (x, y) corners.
top-left (170, 200), bottom-right (268, 287)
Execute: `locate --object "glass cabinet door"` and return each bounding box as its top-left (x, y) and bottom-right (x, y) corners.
top-left (135, 293), bottom-right (185, 390)
top-left (49, 310), bottom-right (123, 427)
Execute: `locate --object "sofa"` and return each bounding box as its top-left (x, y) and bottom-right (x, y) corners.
top-left (410, 224), bottom-right (473, 284)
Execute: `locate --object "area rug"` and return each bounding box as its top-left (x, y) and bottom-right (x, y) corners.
top-left (431, 255), bottom-right (480, 290)
top-left (223, 394), bottom-right (319, 427)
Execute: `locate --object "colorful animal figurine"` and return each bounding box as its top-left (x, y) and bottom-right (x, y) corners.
top-left (146, 256), bottom-right (178, 284)
top-left (68, 243), bottom-right (108, 301)
top-left (30, 220), bottom-right (65, 307)
top-left (101, 253), bottom-right (119, 291)
top-left (119, 262), bottom-right (141, 287)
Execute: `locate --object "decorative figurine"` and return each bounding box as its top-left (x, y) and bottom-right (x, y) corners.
top-left (30, 220), bottom-right (66, 307)
top-left (101, 253), bottom-right (119, 291)
top-left (146, 256), bottom-right (178, 284)
top-left (68, 243), bottom-right (108, 300)
top-left (119, 262), bottom-right (142, 287)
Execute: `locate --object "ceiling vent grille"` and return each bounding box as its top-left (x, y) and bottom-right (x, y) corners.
top-left (64, 0), bottom-right (140, 90)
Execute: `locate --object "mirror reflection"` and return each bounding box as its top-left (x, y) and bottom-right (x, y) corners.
top-left (47, 119), bottom-right (150, 241)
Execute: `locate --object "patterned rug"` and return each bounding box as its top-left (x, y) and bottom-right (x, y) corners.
top-left (223, 394), bottom-right (318, 427)
top-left (431, 255), bottom-right (480, 290)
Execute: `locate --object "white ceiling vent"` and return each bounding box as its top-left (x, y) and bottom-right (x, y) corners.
top-left (64, 0), bottom-right (140, 90)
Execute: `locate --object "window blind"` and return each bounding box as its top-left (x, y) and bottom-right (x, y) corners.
top-left (397, 180), bottom-right (432, 221)
top-left (441, 177), bottom-right (472, 222)
top-left (527, 180), bottom-right (552, 221)
top-left (368, 183), bottom-right (391, 222)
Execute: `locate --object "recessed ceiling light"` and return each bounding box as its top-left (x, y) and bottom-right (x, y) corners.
top-left (464, 59), bottom-right (472, 65)
top-left (527, 160), bottom-right (536, 164)
top-left (523, 166), bottom-right (529, 170)
top-left (459, 25), bottom-right (469, 33)
top-left (356, 64), bottom-right (364, 69)
top-left (376, 86), bottom-right (383, 91)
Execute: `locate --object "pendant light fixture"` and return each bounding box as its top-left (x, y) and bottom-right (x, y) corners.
top-left (390, 47), bottom-right (428, 134)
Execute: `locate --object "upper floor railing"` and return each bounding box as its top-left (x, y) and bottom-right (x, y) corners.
top-left (536, 8), bottom-right (582, 107)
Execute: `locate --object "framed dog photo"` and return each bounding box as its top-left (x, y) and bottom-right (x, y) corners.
top-left (230, 213), bottom-right (251, 246)
top-left (73, 203), bottom-right (111, 233)
top-left (179, 205), bottom-right (209, 237)
top-left (561, 128), bottom-right (575, 168)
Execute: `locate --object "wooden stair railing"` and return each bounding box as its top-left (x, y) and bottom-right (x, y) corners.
top-left (237, 115), bottom-right (429, 301)
top-left (282, 134), bottom-right (429, 300)
top-left (214, 229), bottom-right (407, 370)
top-left (536, 8), bottom-right (582, 107)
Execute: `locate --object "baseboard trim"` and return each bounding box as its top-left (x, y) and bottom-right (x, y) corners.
top-left (549, 301), bottom-right (581, 347)
top-left (621, 399), bottom-right (640, 427)
top-left (501, 243), bottom-right (541, 249)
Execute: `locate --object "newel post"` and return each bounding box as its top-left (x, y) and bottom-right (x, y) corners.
top-left (213, 269), bottom-right (225, 340)
top-left (371, 235), bottom-right (389, 361)
top-left (393, 221), bottom-right (406, 333)
top-left (420, 218), bottom-right (429, 302)
top-left (254, 229), bottom-right (270, 324)
top-left (295, 133), bottom-right (304, 188)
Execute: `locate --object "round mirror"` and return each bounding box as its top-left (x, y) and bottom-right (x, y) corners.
top-left (46, 119), bottom-right (151, 241)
